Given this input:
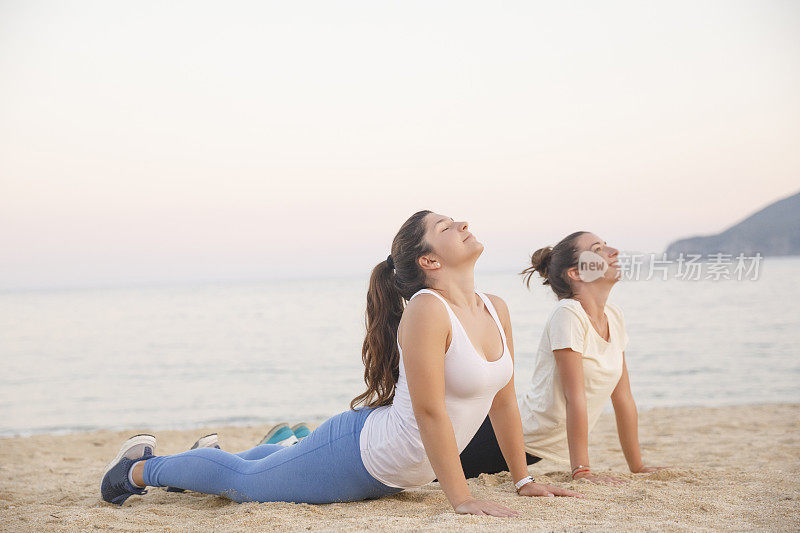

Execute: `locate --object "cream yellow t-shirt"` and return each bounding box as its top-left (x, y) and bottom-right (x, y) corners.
top-left (518, 298), bottom-right (629, 464)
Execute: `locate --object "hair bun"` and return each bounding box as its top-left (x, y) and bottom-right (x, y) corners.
top-left (530, 246), bottom-right (553, 279)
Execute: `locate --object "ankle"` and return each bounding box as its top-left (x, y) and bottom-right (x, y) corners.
top-left (128, 460), bottom-right (146, 488)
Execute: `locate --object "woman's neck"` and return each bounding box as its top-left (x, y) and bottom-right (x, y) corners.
top-left (573, 282), bottom-right (612, 322)
top-left (429, 268), bottom-right (477, 309)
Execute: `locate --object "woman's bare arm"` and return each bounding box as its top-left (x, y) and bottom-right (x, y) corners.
top-left (487, 295), bottom-right (582, 498)
top-left (401, 295), bottom-right (517, 516)
top-left (554, 348), bottom-right (590, 469)
top-left (611, 354), bottom-right (666, 474)
top-left (555, 348), bottom-right (624, 484)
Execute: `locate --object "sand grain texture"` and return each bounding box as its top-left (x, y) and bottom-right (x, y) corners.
top-left (1, 404), bottom-right (798, 532)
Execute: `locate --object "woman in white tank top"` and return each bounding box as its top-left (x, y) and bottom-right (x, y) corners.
top-left (353, 210), bottom-right (580, 515)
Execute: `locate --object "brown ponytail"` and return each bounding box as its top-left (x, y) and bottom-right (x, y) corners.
top-left (521, 231), bottom-right (587, 300)
top-left (351, 210), bottom-right (433, 409)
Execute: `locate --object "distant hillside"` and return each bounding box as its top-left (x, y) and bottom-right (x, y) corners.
top-left (665, 191), bottom-right (800, 259)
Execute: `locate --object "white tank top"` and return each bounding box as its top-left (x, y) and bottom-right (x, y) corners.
top-left (358, 289), bottom-right (514, 489)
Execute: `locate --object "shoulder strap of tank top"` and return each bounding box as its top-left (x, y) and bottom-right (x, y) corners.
top-left (399, 289), bottom-right (456, 354)
top-left (475, 291), bottom-right (508, 345)
top-left (408, 288), bottom-right (455, 316)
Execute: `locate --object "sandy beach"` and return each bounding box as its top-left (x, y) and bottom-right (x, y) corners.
top-left (1, 403), bottom-right (798, 532)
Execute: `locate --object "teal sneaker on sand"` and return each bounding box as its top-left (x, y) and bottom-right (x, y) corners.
top-left (259, 422), bottom-right (298, 446)
top-left (291, 423), bottom-right (311, 440)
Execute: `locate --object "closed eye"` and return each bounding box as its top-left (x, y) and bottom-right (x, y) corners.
top-left (436, 217), bottom-right (455, 232)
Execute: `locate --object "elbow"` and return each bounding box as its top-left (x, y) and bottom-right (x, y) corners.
top-left (413, 407), bottom-right (449, 427)
top-left (563, 394), bottom-right (587, 412)
top-left (613, 394), bottom-right (637, 412)
top-left (611, 388), bottom-right (635, 408)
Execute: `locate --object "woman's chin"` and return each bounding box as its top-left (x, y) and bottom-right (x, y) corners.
top-left (460, 242), bottom-right (484, 264)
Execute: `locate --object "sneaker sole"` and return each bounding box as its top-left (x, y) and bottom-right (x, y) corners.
top-left (101, 434), bottom-right (156, 481)
top-left (191, 433), bottom-right (219, 449)
top-left (259, 423), bottom-right (289, 445)
top-left (290, 423), bottom-right (311, 438)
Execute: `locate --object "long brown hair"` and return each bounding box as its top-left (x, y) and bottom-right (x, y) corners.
top-left (351, 210), bottom-right (433, 409)
top-left (521, 231), bottom-right (587, 300)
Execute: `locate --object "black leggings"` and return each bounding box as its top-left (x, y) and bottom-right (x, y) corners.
top-left (459, 416), bottom-right (541, 479)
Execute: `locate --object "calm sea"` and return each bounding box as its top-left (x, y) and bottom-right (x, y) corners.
top-left (2, 257), bottom-right (799, 437)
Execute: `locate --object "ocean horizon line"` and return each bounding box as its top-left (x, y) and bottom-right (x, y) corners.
top-left (0, 266), bottom-right (534, 295)
top-left (3, 254), bottom-right (799, 295)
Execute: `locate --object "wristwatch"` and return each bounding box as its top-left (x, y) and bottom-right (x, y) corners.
top-left (514, 475), bottom-right (534, 492)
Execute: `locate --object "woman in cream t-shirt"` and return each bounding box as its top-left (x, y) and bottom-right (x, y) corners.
top-left (458, 231), bottom-right (665, 484)
top-left (519, 297), bottom-right (627, 465)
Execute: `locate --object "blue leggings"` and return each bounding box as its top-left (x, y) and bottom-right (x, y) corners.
top-left (142, 407), bottom-right (403, 504)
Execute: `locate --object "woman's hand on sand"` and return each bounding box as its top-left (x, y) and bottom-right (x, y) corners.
top-left (572, 471), bottom-right (627, 485)
top-left (633, 466), bottom-right (668, 474)
top-left (517, 482), bottom-right (584, 498)
top-left (454, 498), bottom-right (519, 517)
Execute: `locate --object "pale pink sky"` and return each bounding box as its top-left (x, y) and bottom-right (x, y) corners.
top-left (1, 1), bottom-right (799, 289)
